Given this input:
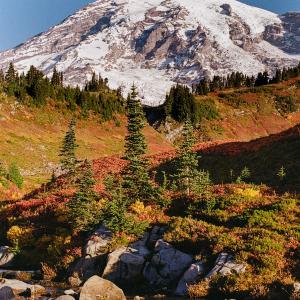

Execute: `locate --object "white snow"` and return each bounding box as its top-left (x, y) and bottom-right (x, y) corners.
top-left (0, 0), bottom-right (299, 106)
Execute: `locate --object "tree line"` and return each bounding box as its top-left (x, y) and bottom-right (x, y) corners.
top-left (0, 63), bottom-right (125, 121)
top-left (193, 62), bottom-right (300, 95)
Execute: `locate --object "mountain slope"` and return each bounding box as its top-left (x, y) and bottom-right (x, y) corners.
top-left (0, 0), bottom-right (300, 105)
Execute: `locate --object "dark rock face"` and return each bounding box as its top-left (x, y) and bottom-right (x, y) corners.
top-left (220, 4), bottom-right (232, 16)
top-left (264, 12), bottom-right (300, 54)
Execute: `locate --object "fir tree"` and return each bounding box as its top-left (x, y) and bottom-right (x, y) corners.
top-left (51, 67), bottom-right (61, 86)
top-left (66, 160), bottom-right (100, 232)
top-left (277, 166), bottom-right (286, 182)
top-left (0, 69), bottom-right (4, 84)
top-left (123, 85), bottom-right (155, 201)
top-left (59, 118), bottom-right (78, 173)
top-left (5, 62), bottom-right (16, 84)
top-left (175, 119), bottom-right (199, 196)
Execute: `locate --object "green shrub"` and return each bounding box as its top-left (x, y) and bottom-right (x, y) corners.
top-left (247, 210), bottom-right (280, 229)
top-left (194, 99), bottom-right (219, 123)
top-left (7, 162), bottom-right (23, 188)
top-left (275, 95), bottom-right (297, 115)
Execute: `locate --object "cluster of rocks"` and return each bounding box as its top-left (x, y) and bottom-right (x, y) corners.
top-left (67, 225), bottom-right (247, 297)
top-left (2, 226), bottom-right (300, 299)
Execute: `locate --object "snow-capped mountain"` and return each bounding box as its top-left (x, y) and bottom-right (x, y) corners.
top-left (0, 0), bottom-right (300, 106)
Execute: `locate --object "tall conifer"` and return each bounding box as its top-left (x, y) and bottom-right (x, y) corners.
top-left (123, 85), bottom-right (154, 201)
top-left (67, 160), bottom-right (100, 232)
top-left (60, 118), bottom-right (78, 173)
top-left (5, 62), bottom-right (16, 84)
top-left (176, 119), bottom-right (199, 196)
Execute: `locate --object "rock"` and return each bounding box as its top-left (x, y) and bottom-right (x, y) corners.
top-left (291, 282), bottom-right (300, 297)
top-left (64, 289), bottom-right (77, 296)
top-left (147, 227), bottom-right (166, 249)
top-left (0, 247), bottom-right (14, 268)
top-left (84, 225), bottom-right (112, 257)
top-left (68, 226), bottom-right (112, 286)
top-left (133, 297), bottom-right (145, 300)
top-left (0, 286), bottom-right (15, 300)
top-left (79, 275), bottom-right (126, 300)
top-left (0, 279), bottom-right (45, 296)
top-left (56, 296), bottom-right (75, 300)
top-left (175, 261), bottom-right (206, 296)
top-left (205, 253), bottom-right (246, 279)
top-left (130, 233), bottom-right (151, 257)
top-left (68, 272), bottom-right (83, 287)
top-left (102, 246), bottom-right (148, 282)
top-left (220, 4), bottom-right (232, 16)
top-left (68, 256), bottom-right (103, 287)
top-left (143, 240), bottom-right (193, 286)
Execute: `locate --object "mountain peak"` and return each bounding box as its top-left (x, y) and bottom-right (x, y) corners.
top-left (0, 0), bottom-right (299, 105)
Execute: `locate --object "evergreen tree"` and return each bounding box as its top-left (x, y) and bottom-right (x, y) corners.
top-left (0, 69), bottom-right (4, 84)
top-left (66, 160), bottom-right (100, 232)
top-left (123, 85), bottom-right (155, 201)
top-left (175, 119), bottom-right (199, 196)
top-left (59, 118), bottom-right (78, 173)
top-left (7, 162), bottom-right (23, 188)
top-left (51, 67), bottom-right (61, 87)
top-left (5, 62), bottom-right (16, 84)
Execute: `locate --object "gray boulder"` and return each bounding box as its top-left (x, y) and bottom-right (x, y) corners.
top-left (68, 256), bottom-right (100, 287)
top-left (56, 296), bottom-right (75, 300)
top-left (0, 247), bottom-right (14, 268)
top-left (205, 253), bottom-right (246, 279)
top-left (102, 233), bottom-right (151, 283)
top-left (143, 240), bottom-right (193, 286)
top-left (175, 261), bottom-right (206, 296)
top-left (79, 275), bottom-right (126, 300)
top-left (0, 279), bottom-right (45, 296)
top-left (84, 226), bottom-right (113, 257)
top-left (68, 226), bottom-right (112, 286)
top-left (0, 286), bottom-right (15, 300)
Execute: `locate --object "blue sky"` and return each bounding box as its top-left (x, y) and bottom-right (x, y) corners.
top-left (0, 0), bottom-right (299, 51)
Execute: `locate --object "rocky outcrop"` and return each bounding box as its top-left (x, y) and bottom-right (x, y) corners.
top-left (205, 253), bottom-right (246, 279)
top-left (102, 247), bottom-right (147, 282)
top-left (175, 261), bottom-right (205, 296)
top-left (0, 247), bottom-right (14, 268)
top-left (102, 233), bottom-right (151, 283)
top-left (0, 279), bottom-right (45, 297)
top-left (79, 275), bottom-right (126, 300)
top-left (84, 225), bottom-right (112, 257)
top-left (143, 240), bottom-right (193, 286)
top-left (265, 13), bottom-right (300, 55)
top-left (68, 226), bottom-right (112, 286)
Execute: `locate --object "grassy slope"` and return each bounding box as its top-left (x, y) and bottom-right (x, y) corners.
top-left (194, 77), bottom-right (300, 141)
top-left (0, 93), bottom-right (173, 191)
top-left (1, 77), bottom-right (300, 192)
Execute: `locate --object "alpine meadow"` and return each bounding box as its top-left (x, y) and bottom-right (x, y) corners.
top-left (0, 1), bottom-right (299, 300)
